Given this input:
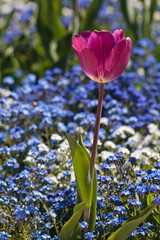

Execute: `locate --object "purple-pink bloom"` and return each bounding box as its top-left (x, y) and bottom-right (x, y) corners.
top-left (72, 29), bottom-right (132, 83)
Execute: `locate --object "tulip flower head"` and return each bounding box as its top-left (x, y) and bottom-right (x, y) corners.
top-left (72, 29), bottom-right (132, 83)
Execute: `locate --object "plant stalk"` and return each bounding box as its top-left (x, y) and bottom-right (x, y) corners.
top-left (90, 82), bottom-right (104, 182)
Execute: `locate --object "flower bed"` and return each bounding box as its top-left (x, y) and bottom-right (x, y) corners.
top-left (0, 37), bottom-right (160, 239)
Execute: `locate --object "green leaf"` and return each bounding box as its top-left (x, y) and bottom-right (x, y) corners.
top-left (48, 0), bottom-right (66, 40)
top-left (57, 32), bottom-right (72, 58)
top-left (149, 0), bottom-right (157, 23)
top-left (74, 200), bottom-right (86, 213)
top-left (78, 135), bottom-right (90, 160)
top-left (0, 10), bottom-right (14, 38)
top-left (152, 209), bottom-right (160, 224)
top-left (75, 139), bottom-right (90, 222)
top-left (147, 192), bottom-right (154, 206)
top-left (120, 0), bottom-right (138, 39)
top-left (0, 40), bottom-right (7, 58)
top-left (65, 134), bottom-right (92, 208)
top-left (65, 133), bottom-right (77, 158)
top-left (64, 134), bottom-right (82, 206)
top-left (36, 1), bottom-right (53, 61)
top-left (59, 200), bottom-right (87, 240)
top-left (120, 0), bottom-right (136, 26)
top-left (81, 0), bottom-right (104, 31)
top-left (78, 136), bottom-right (97, 232)
top-left (37, 0), bottom-right (66, 40)
top-left (107, 203), bottom-right (157, 240)
top-left (89, 169), bottom-right (97, 232)
top-left (35, 0), bottom-right (67, 62)
top-left (66, 134), bottom-right (97, 231)
top-left (55, 32), bottom-right (73, 70)
top-left (143, 0), bottom-right (157, 38)
top-left (155, 44), bottom-right (160, 62)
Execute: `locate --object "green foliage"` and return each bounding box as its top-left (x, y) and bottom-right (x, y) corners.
top-left (0, 0), bottom-right (104, 80)
top-left (64, 134), bottom-right (98, 237)
top-left (107, 203), bottom-right (157, 240)
top-left (150, 0), bottom-right (157, 23)
top-left (0, 11), bottom-right (50, 82)
top-left (59, 200), bottom-right (87, 240)
top-left (147, 192), bottom-right (154, 206)
top-left (155, 44), bottom-right (160, 62)
top-left (65, 133), bottom-right (92, 208)
top-left (28, 0), bottom-right (105, 72)
top-left (34, 0), bottom-right (67, 61)
top-left (0, 10), bottom-right (14, 82)
top-left (0, 10), bottom-right (14, 39)
top-left (81, 0), bottom-right (104, 31)
top-left (152, 208), bottom-right (160, 225)
top-left (78, 136), bottom-right (97, 232)
top-left (120, 0), bottom-right (137, 40)
top-left (120, 0), bottom-right (157, 40)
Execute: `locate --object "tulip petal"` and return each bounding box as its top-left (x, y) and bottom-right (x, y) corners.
top-left (81, 31), bottom-right (91, 42)
top-left (104, 37), bottom-right (132, 82)
top-left (72, 35), bottom-right (89, 53)
top-left (88, 31), bottom-right (115, 77)
top-left (113, 29), bottom-right (123, 43)
top-left (72, 30), bottom-right (132, 83)
top-left (75, 48), bottom-right (98, 81)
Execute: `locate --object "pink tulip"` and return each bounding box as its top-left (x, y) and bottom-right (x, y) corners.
top-left (72, 29), bottom-right (132, 83)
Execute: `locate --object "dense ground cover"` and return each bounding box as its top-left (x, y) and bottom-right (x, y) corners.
top-left (0, 37), bottom-right (160, 239)
top-left (1, 0), bottom-right (160, 239)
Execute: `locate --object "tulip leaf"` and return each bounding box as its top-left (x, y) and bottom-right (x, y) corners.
top-left (64, 134), bottom-right (82, 206)
top-left (65, 134), bottom-right (92, 208)
top-left (78, 136), bottom-right (97, 232)
top-left (78, 135), bottom-right (90, 160)
top-left (59, 200), bottom-right (87, 240)
top-left (88, 169), bottom-right (97, 232)
top-left (65, 133), bottom-right (77, 159)
top-left (107, 203), bottom-right (157, 240)
top-left (73, 147), bottom-right (91, 207)
top-left (76, 180), bottom-right (83, 206)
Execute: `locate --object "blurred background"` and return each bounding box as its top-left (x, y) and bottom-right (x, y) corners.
top-left (0, 0), bottom-right (160, 84)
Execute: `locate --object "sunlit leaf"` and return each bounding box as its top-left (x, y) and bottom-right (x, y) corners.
top-left (65, 133), bottom-right (92, 208)
top-left (107, 203), bottom-right (157, 240)
top-left (147, 192), bottom-right (154, 206)
top-left (59, 200), bottom-right (87, 240)
top-left (78, 136), bottom-right (97, 232)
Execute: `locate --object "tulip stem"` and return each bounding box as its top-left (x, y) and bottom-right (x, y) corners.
top-left (83, 82), bottom-right (104, 234)
top-left (90, 82), bottom-right (104, 182)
